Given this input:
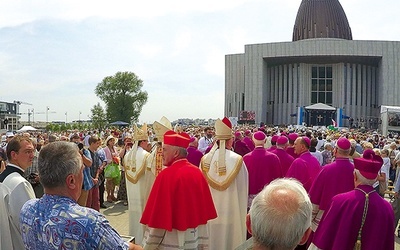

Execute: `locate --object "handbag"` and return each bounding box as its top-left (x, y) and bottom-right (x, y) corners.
top-left (104, 163), bottom-right (120, 179)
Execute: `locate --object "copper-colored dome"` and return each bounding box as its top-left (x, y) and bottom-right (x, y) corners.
top-left (292, 0), bottom-right (352, 41)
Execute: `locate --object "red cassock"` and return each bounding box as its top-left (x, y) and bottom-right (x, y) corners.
top-left (243, 147), bottom-right (283, 196)
top-left (140, 159), bottom-right (217, 231)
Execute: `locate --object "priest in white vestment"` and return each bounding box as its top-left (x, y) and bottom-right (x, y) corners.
top-left (123, 124), bottom-right (150, 244)
top-left (200, 117), bottom-right (249, 250)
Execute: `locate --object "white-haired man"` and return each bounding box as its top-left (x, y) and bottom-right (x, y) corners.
top-left (141, 130), bottom-right (217, 249)
top-left (236, 178), bottom-right (312, 250)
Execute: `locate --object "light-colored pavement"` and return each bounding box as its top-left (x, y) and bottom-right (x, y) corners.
top-left (102, 199), bottom-right (400, 249)
top-left (101, 200), bottom-right (129, 237)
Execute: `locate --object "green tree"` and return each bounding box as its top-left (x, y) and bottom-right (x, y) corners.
top-left (95, 71), bottom-right (148, 123)
top-left (90, 103), bottom-right (107, 130)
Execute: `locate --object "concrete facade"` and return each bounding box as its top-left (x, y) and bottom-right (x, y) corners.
top-left (225, 38), bottom-right (400, 126)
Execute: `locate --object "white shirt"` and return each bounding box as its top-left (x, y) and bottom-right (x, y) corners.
top-left (198, 136), bottom-right (213, 154)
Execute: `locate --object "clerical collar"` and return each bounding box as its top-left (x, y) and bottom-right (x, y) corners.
top-left (7, 163), bottom-right (25, 173)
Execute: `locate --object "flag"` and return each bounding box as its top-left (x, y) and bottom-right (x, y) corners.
top-left (331, 119), bottom-right (337, 127)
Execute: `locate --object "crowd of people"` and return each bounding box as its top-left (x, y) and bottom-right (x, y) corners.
top-left (0, 118), bottom-right (399, 249)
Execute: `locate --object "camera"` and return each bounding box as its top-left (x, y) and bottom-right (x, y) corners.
top-left (74, 142), bottom-right (84, 150)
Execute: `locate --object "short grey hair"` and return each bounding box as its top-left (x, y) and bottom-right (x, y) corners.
top-left (354, 169), bottom-right (377, 185)
top-left (249, 178), bottom-right (312, 250)
top-left (172, 145), bottom-right (188, 158)
top-left (38, 141), bottom-right (82, 189)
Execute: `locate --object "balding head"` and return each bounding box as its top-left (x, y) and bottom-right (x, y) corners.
top-left (247, 178), bottom-right (312, 249)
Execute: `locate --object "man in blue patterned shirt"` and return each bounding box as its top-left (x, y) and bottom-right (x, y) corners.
top-left (19, 141), bottom-right (142, 250)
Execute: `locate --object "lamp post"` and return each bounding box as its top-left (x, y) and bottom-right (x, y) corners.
top-left (79, 111), bottom-right (82, 123)
top-left (46, 106), bottom-right (49, 124)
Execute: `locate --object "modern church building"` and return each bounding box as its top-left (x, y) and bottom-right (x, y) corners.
top-left (225, 0), bottom-right (400, 129)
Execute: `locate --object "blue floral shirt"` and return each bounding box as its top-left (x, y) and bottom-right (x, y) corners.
top-left (20, 194), bottom-right (129, 250)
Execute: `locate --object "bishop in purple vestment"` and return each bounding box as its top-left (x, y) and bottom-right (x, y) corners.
top-left (233, 131), bottom-right (251, 156)
top-left (309, 149), bottom-right (395, 250)
top-left (242, 130), bottom-right (255, 151)
top-left (243, 131), bottom-right (282, 207)
top-left (186, 137), bottom-right (203, 167)
top-left (308, 137), bottom-right (355, 236)
top-left (285, 137), bottom-right (321, 192)
top-left (286, 133), bottom-right (299, 159)
top-left (271, 136), bottom-right (294, 176)
top-left (267, 135), bottom-right (278, 152)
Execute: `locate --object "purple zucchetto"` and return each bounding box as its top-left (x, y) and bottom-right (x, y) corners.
top-left (288, 133), bottom-right (298, 142)
top-left (336, 137), bottom-right (351, 151)
top-left (271, 135), bottom-right (279, 143)
top-left (354, 149), bottom-right (383, 180)
top-left (277, 136), bottom-right (288, 145)
top-left (302, 136), bottom-right (311, 147)
top-left (253, 131), bottom-right (266, 141)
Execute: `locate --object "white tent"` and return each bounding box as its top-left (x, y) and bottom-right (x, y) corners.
top-left (304, 103), bottom-right (336, 111)
top-left (17, 125), bottom-right (38, 132)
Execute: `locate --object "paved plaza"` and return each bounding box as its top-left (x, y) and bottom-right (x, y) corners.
top-left (101, 200), bottom-right (130, 237)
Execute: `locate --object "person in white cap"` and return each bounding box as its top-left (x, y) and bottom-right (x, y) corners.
top-left (2, 131), bottom-right (14, 151)
top-left (123, 124), bottom-right (150, 244)
top-left (200, 117), bottom-right (249, 250)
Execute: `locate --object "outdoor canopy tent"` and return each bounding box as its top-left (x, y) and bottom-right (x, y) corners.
top-left (109, 121), bottom-right (129, 126)
top-left (17, 125), bottom-right (38, 132)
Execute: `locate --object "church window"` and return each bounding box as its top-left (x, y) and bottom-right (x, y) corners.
top-left (311, 66), bottom-right (333, 105)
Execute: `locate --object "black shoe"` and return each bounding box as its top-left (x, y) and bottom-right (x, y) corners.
top-left (100, 204), bottom-right (107, 209)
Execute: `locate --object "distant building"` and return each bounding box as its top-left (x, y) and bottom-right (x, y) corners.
top-left (0, 101), bottom-right (19, 131)
top-left (225, 0), bottom-right (400, 129)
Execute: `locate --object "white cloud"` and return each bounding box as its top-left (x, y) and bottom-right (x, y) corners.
top-left (203, 46), bottom-right (225, 77)
top-left (1, 0), bottom-right (400, 124)
top-left (171, 31), bottom-right (192, 56)
top-left (136, 43), bottom-right (164, 59)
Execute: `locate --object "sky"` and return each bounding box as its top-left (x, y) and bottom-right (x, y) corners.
top-left (0, 0), bottom-right (399, 124)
